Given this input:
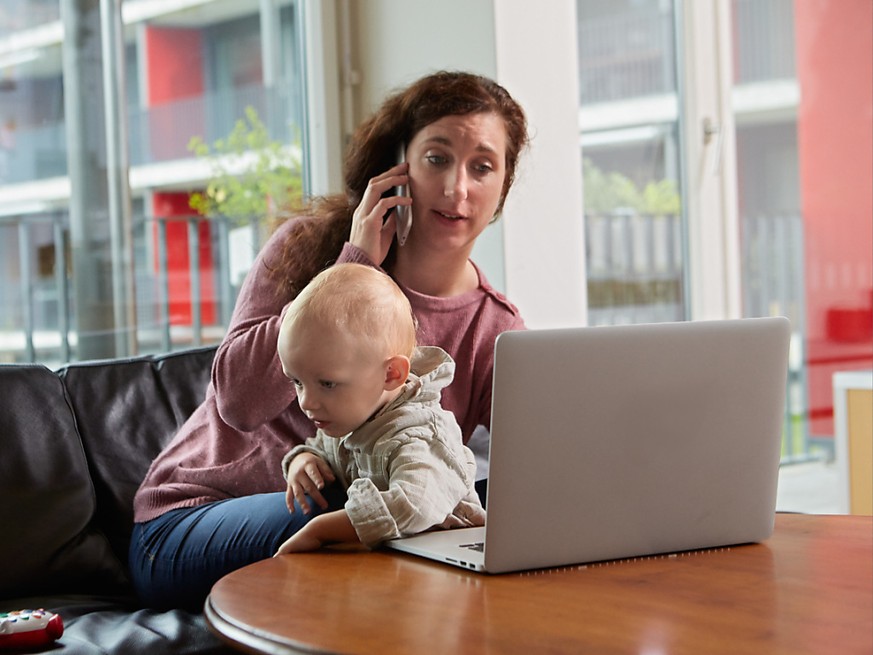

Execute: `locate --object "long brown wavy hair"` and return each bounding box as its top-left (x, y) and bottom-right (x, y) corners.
top-left (271, 71), bottom-right (529, 301)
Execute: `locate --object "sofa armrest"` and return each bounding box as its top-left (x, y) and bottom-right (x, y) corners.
top-left (0, 365), bottom-right (126, 599)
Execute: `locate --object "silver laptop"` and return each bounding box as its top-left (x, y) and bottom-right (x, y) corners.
top-left (385, 317), bottom-right (791, 573)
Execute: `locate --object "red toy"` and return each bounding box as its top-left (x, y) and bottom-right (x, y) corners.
top-left (0, 610), bottom-right (63, 650)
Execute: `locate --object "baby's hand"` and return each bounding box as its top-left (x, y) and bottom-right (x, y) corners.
top-left (274, 511), bottom-right (359, 556)
top-left (274, 527), bottom-right (325, 555)
top-left (285, 452), bottom-right (335, 514)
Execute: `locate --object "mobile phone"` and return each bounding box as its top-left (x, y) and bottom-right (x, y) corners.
top-left (394, 143), bottom-right (412, 246)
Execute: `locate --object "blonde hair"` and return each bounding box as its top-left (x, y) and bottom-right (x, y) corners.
top-left (283, 263), bottom-right (417, 359)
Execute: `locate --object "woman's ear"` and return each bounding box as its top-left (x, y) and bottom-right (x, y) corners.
top-left (384, 355), bottom-right (411, 390)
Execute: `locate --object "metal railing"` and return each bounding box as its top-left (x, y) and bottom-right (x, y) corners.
top-left (0, 0), bottom-right (58, 37)
top-left (576, 0), bottom-right (796, 105)
top-left (585, 209), bottom-right (811, 459)
top-left (3, 208), bottom-right (816, 459)
top-left (741, 211), bottom-right (809, 460)
top-left (585, 211), bottom-right (684, 325)
top-left (733, 0), bottom-right (796, 84)
top-left (0, 82), bottom-right (301, 185)
top-left (0, 213), bottom-right (270, 367)
top-left (577, 7), bottom-right (677, 104)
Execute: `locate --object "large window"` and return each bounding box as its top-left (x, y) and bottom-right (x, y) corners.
top-left (577, 0), bottom-right (685, 327)
top-left (733, 0), bottom-right (872, 461)
top-left (577, 0), bottom-right (873, 472)
top-left (0, 0), bottom-right (305, 365)
top-left (4, 0), bottom-right (871, 478)
top-left (733, 1), bottom-right (871, 516)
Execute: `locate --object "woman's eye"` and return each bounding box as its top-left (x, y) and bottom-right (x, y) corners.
top-left (425, 153), bottom-right (448, 166)
top-left (473, 162), bottom-right (494, 174)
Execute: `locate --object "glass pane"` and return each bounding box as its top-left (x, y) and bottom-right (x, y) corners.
top-left (0, 0), bottom-right (306, 366)
top-left (733, 0), bottom-right (873, 468)
top-left (577, 0), bottom-right (686, 326)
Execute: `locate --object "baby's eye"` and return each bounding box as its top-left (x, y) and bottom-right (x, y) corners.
top-left (319, 380), bottom-right (337, 390)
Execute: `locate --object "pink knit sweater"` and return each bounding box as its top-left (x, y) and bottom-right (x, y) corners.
top-left (133, 217), bottom-right (525, 523)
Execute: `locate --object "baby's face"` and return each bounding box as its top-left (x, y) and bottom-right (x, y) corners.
top-left (278, 320), bottom-right (390, 438)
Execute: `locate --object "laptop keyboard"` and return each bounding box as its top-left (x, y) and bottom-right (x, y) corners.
top-left (459, 542), bottom-right (484, 553)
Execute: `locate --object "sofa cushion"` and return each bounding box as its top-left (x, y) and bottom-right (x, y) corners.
top-left (58, 347), bottom-right (216, 567)
top-left (0, 365), bottom-right (127, 598)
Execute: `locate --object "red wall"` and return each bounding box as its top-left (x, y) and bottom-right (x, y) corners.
top-left (145, 26), bottom-right (205, 160)
top-left (152, 192), bottom-right (216, 327)
top-left (146, 28), bottom-right (216, 328)
top-left (794, 0), bottom-right (873, 436)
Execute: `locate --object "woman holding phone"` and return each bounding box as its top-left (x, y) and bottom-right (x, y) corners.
top-left (129, 70), bottom-right (529, 610)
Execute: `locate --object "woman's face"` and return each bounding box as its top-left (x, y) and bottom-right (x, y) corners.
top-left (404, 112), bottom-right (508, 255)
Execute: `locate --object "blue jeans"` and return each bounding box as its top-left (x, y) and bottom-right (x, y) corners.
top-left (128, 484), bottom-right (348, 610)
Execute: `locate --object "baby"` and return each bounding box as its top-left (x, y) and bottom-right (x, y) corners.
top-left (275, 262), bottom-right (485, 554)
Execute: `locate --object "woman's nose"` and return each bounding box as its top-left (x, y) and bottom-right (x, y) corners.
top-left (445, 166), bottom-right (469, 200)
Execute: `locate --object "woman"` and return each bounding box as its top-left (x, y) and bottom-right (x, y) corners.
top-left (129, 71), bottom-right (529, 610)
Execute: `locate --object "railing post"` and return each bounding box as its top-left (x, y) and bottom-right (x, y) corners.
top-left (101, 0), bottom-right (137, 358)
top-left (250, 216), bottom-right (261, 266)
top-left (621, 211), bottom-right (634, 312)
top-left (54, 217), bottom-right (70, 362)
top-left (217, 216), bottom-right (233, 327)
top-left (157, 218), bottom-right (171, 352)
top-left (188, 217), bottom-right (202, 347)
top-left (17, 222), bottom-right (35, 362)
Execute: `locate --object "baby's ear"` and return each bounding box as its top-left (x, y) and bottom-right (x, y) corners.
top-left (384, 355), bottom-right (411, 390)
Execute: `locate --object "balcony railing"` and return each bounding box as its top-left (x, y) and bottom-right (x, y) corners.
top-left (585, 209), bottom-right (810, 459)
top-left (585, 210), bottom-right (684, 326)
top-left (576, 0), bottom-right (796, 105)
top-left (2, 208), bottom-right (814, 459)
top-left (742, 211), bottom-right (809, 460)
top-left (733, 0), bottom-right (796, 84)
top-left (0, 82), bottom-right (301, 185)
top-left (4, 212), bottom-right (807, 347)
top-left (0, 212), bottom-right (270, 367)
top-left (577, 8), bottom-right (676, 104)
top-left (0, 0), bottom-right (58, 37)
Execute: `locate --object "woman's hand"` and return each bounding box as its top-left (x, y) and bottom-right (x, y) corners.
top-left (285, 452), bottom-right (336, 514)
top-left (348, 162), bottom-right (412, 265)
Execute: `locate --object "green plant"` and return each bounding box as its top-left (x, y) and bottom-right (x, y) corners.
top-left (188, 106), bottom-right (303, 225)
top-left (641, 178), bottom-right (681, 215)
top-left (582, 157), bottom-right (680, 215)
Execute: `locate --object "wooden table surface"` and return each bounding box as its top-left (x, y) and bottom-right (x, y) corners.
top-left (205, 514), bottom-right (873, 655)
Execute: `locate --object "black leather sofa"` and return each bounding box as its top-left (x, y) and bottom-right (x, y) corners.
top-left (0, 346), bottom-right (236, 654)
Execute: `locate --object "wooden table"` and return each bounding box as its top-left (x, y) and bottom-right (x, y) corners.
top-left (205, 514), bottom-right (873, 654)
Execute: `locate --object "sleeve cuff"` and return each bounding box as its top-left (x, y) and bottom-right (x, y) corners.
top-left (281, 444), bottom-right (324, 480)
top-left (344, 478), bottom-right (401, 547)
top-left (337, 243), bottom-right (384, 271)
